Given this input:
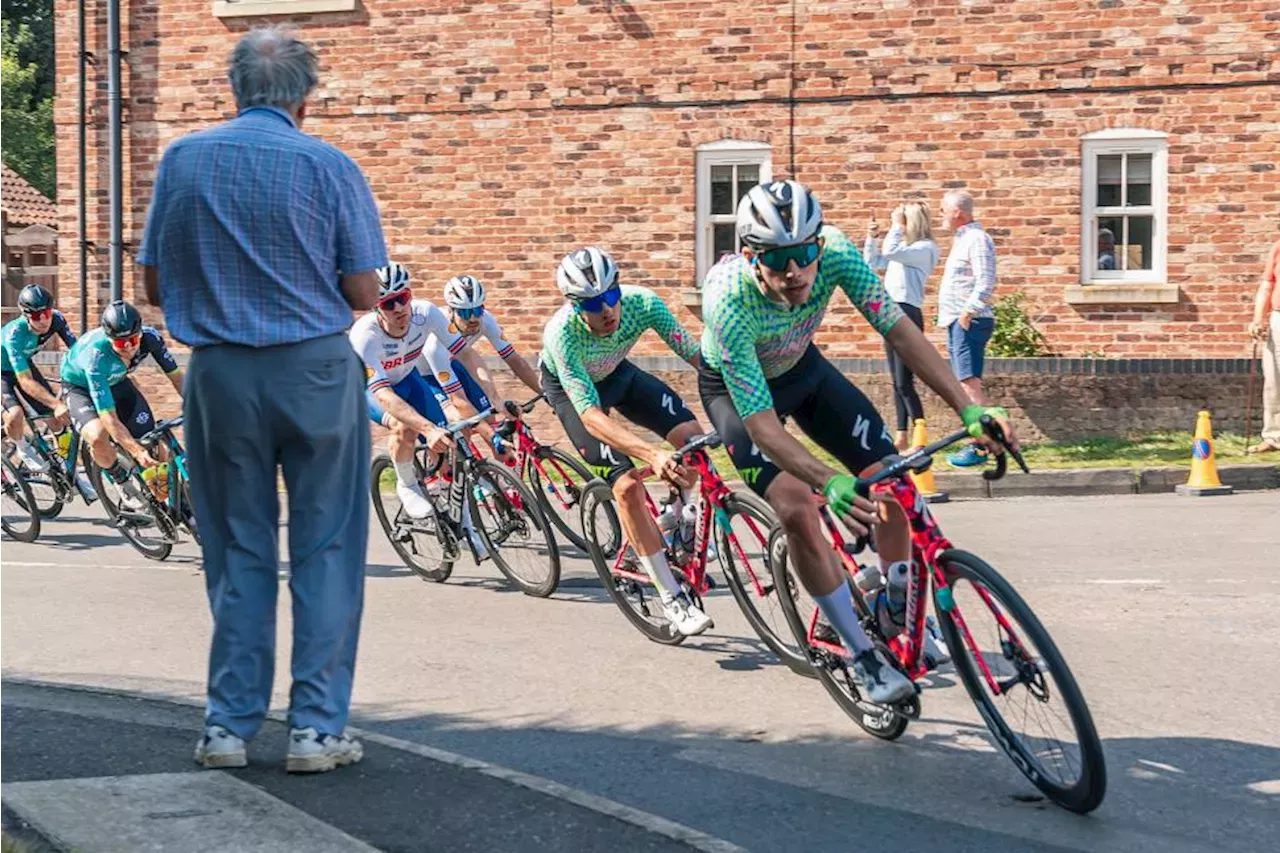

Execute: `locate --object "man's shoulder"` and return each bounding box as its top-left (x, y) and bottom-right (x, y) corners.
top-left (701, 254), bottom-right (751, 310)
top-left (348, 311), bottom-right (380, 339)
top-left (542, 303), bottom-right (575, 344)
top-left (171, 115), bottom-right (360, 175)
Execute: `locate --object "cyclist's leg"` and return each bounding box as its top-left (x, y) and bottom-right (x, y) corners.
top-left (450, 358), bottom-right (492, 413)
top-left (2, 372), bottom-right (30, 451)
top-left (112, 380), bottom-right (164, 459)
top-left (370, 374), bottom-right (446, 482)
top-left (65, 385), bottom-right (118, 469)
top-left (611, 361), bottom-right (701, 493)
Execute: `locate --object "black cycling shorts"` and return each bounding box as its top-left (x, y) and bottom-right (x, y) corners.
top-left (1, 366), bottom-right (55, 416)
top-left (542, 359), bottom-right (696, 484)
top-left (698, 344), bottom-right (896, 497)
top-left (63, 379), bottom-right (156, 440)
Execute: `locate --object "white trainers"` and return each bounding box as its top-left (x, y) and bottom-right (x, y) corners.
top-left (194, 725), bottom-right (247, 769)
top-left (663, 595), bottom-right (714, 637)
top-left (286, 727), bottom-right (364, 774)
top-left (396, 480), bottom-right (433, 519)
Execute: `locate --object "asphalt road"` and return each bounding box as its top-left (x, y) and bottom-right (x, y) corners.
top-left (3, 491), bottom-right (1278, 852)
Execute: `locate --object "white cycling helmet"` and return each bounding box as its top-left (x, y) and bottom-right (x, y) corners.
top-left (376, 262), bottom-right (412, 299)
top-left (736, 180), bottom-right (824, 250)
top-left (556, 247), bottom-right (618, 299)
top-left (443, 275), bottom-right (486, 310)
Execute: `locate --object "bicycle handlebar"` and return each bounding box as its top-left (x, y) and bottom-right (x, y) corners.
top-left (503, 394), bottom-right (545, 418)
top-left (862, 414), bottom-right (1027, 490)
top-left (444, 407), bottom-right (495, 436)
top-left (139, 416), bottom-right (184, 447)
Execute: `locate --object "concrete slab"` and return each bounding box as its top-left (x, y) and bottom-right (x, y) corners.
top-left (3, 772), bottom-right (378, 853)
top-left (986, 467), bottom-right (1136, 497)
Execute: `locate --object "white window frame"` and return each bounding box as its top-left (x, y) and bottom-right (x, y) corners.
top-left (695, 141), bottom-right (772, 285)
top-left (212, 0), bottom-right (356, 17)
top-left (1080, 129), bottom-right (1168, 285)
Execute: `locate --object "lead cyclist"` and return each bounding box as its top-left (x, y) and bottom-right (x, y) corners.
top-left (698, 180), bottom-right (1019, 704)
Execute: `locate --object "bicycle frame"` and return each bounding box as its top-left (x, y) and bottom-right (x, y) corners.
top-left (507, 417), bottom-right (579, 517)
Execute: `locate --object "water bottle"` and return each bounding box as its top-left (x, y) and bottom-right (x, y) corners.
top-left (678, 501), bottom-right (697, 551)
top-left (656, 498), bottom-right (680, 548)
top-left (56, 429), bottom-right (73, 459)
top-left (885, 560), bottom-right (911, 617)
top-left (852, 564), bottom-right (884, 601)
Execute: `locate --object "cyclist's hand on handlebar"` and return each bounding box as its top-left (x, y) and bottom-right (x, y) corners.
top-left (132, 446), bottom-right (159, 471)
top-left (424, 426), bottom-right (453, 454)
top-left (961, 405), bottom-right (1020, 455)
top-left (823, 474), bottom-right (878, 537)
top-left (51, 402), bottom-right (70, 430)
top-left (650, 448), bottom-right (691, 487)
top-left (501, 400), bottom-right (519, 420)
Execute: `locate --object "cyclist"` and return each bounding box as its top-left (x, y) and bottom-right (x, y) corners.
top-left (699, 180), bottom-right (1019, 703)
top-left (541, 246), bottom-right (712, 636)
top-left (349, 265), bottom-right (493, 555)
top-left (2, 285), bottom-right (76, 471)
top-left (423, 274), bottom-right (542, 420)
top-left (61, 301), bottom-right (184, 511)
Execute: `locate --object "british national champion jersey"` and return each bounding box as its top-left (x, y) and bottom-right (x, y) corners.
top-left (348, 300), bottom-right (436, 393)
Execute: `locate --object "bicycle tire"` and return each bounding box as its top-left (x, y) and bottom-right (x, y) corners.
top-left (580, 479), bottom-right (685, 645)
top-left (2, 455), bottom-right (41, 542)
top-left (716, 490), bottom-right (815, 678)
top-left (88, 456), bottom-right (174, 561)
top-left (770, 531), bottom-right (910, 740)
top-left (470, 460), bottom-right (561, 597)
top-left (934, 549), bottom-right (1107, 813)
top-left (525, 445), bottom-right (597, 552)
top-left (369, 454), bottom-right (454, 582)
top-left (27, 439), bottom-right (68, 519)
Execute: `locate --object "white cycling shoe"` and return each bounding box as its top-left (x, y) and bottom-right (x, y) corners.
top-left (663, 595), bottom-right (714, 637)
top-left (396, 481), bottom-right (433, 519)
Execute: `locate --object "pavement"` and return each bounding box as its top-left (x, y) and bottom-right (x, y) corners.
top-left (3, 491), bottom-right (1279, 852)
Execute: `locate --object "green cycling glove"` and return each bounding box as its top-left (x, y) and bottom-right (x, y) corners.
top-left (961, 404), bottom-right (1009, 440)
top-left (822, 474), bottom-right (865, 517)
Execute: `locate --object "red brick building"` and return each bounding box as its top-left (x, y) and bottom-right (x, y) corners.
top-left (51, 1), bottom-right (1279, 435)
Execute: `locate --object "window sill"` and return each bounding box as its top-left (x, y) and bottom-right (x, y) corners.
top-left (212, 0), bottom-right (356, 17)
top-left (1065, 284), bottom-right (1178, 305)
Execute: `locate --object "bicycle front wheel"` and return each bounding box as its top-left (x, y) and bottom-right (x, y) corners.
top-left (935, 549), bottom-right (1107, 813)
top-left (369, 454), bottom-right (455, 582)
top-left (2, 455), bottom-right (41, 542)
top-left (471, 461), bottom-right (560, 597)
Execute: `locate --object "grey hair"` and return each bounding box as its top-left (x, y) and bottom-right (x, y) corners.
top-left (1097, 228), bottom-right (1115, 245)
top-left (228, 27), bottom-right (319, 111)
top-left (943, 190), bottom-right (975, 216)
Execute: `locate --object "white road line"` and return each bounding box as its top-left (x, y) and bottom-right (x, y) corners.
top-left (2, 560), bottom-right (199, 572)
top-left (1084, 578), bottom-right (1166, 585)
top-left (2, 678), bottom-right (748, 853)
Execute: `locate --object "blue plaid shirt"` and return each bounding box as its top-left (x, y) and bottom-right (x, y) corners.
top-left (138, 106), bottom-right (387, 348)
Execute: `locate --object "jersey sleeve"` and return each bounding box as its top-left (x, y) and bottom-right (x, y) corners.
top-left (642, 290), bottom-right (700, 362)
top-left (84, 347), bottom-right (117, 414)
top-left (481, 313), bottom-right (515, 359)
top-left (542, 321), bottom-right (600, 414)
top-left (2, 323), bottom-right (34, 373)
top-left (419, 336), bottom-right (462, 396)
top-left (824, 228), bottom-right (904, 336)
top-left (702, 288), bottom-right (774, 420)
top-left (52, 312), bottom-right (77, 347)
top-left (143, 328), bottom-right (180, 374)
top-left (348, 322), bottom-right (390, 392)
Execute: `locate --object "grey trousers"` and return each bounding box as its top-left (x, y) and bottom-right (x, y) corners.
top-left (184, 333), bottom-right (370, 739)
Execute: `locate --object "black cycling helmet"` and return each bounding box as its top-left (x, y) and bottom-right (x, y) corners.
top-left (100, 300), bottom-right (142, 340)
top-left (17, 284), bottom-right (54, 314)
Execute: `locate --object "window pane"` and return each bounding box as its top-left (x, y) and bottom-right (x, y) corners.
top-left (736, 164), bottom-right (760, 205)
top-left (1095, 218), bottom-right (1122, 272)
top-left (1096, 154), bottom-right (1122, 206)
top-left (713, 223), bottom-right (737, 263)
top-left (1126, 154), bottom-right (1153, 206)
top-left (711, 165), bottom-right (734, 215)
top-left (1123, 216), bottom-right (1154, 270)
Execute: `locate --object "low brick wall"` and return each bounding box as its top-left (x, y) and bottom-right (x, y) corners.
top-left (35, 353), bottom-right (1263, 450)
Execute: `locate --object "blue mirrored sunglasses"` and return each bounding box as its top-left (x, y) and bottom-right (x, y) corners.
top-left (755, 240), bottom-right (822, 272)
top-left (455, 305), bottom-right (485, 321)
top-left (572, 285), bottom-right (622, 314)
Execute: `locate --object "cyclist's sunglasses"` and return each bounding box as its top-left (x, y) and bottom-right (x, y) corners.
top-left (454, 305), bottom-right (485, 321)
top-left (22, 307), bottom-right (52, 321)
top-left (378, 291), bottom-right (412, 310)
top-left (755, 239), bottom-right (822, 272)
top-left (110, 334), bottom-right (141, 350)
top-left (572, 285), bottom-right (622, 314)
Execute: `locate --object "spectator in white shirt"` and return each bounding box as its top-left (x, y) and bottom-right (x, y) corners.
top-left (937, 190), bottom-right (998, 467)
top-left (865, 202), bottom-right (939, 449)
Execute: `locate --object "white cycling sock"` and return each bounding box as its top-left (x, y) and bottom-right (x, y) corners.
top-left (393, 459), bottom-right (419, 490)
top-left (638, 550), bottom-right (683, 602)
top-left (814, 583), bottom-right (875, 654)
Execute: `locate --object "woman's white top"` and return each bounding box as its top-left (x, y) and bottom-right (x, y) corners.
top-left (862, 227), bottom-right (939, 308)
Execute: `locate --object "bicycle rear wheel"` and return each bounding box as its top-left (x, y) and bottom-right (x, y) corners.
top-left (935, 549), bottom-right (1106, 813)
top-left (716, 491), bottom-right (814, 677)
top-left (580, 479), bottom-right (689, 645)
top-left (370, 454), bottom-right (455, 582)
top-left (2, 455), bottom-right (41, 542)
top-left (525, 445), bottom-right (599, 552)
top-left (470, 461), bottom-right (560, 597)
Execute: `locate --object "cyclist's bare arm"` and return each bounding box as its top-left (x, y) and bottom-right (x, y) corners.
top-left (580, 406), bottom-right (667, 473)
top-left (15, 371), bottom-right (62, 412)
top-left (504, 350), bottom-right (543, 396)
top-left (743, 409), bottom-right (839, 490)
top-left (455, 347), bottom-right (502, 413)
top-left (99, 409), bottom-right (154, 467)
top-left (373, 387), bottom-right (449, 451)
top-left (166, 369), bottom-right (185, 398)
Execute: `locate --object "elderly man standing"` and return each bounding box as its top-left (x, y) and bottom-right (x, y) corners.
top-left (139, 28), bottom-right (385, 773)
top-left (1247, 239), bottom-right (1280, 454)
top-left (937, 190), bottom-right (998, 468)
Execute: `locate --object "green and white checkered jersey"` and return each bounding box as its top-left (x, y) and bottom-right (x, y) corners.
top-left (700, 225), bottom-right (903, 419)
top-left (541, 284), bottom-right (699, 414)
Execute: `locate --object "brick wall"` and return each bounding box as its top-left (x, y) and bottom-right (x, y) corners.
top-left (53, 1), bottom-right (1278, 364)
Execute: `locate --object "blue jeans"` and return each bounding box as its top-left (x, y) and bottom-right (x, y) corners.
top-left (184, 333), bottom-right (370, 739)
top-left (947, 317), bottom-right (995, 381)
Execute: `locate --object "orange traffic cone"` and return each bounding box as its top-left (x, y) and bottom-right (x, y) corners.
top-left (1175, 410), bottom-right (1233, 497)
top-left (908, 419), bottom-right (949, 504)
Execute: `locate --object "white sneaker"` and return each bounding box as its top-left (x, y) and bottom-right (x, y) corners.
top-left (286, 727), bottom-right (363, 774)
top-left (396, 480), bottom-right (433, 519)
top-left (663, 595), bottom-right (714, 637)
top-left (194, 725), bottom-right (247, 769)
top-left (75, 471), bottom-right (99, 504)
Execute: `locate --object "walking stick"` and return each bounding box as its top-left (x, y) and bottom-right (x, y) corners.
top-left (1243, 339), bottom-right (1259, 454)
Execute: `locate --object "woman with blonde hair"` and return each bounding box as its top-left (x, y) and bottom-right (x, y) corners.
top-left (865, 201), bottom-right (940, 449)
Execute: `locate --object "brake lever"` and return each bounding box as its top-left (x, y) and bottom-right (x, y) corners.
top-left (982, 452), bottom-right (1008, 481)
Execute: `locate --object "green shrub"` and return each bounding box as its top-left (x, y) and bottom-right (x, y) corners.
top-left (988, 291), bottom-right (1052, 357)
